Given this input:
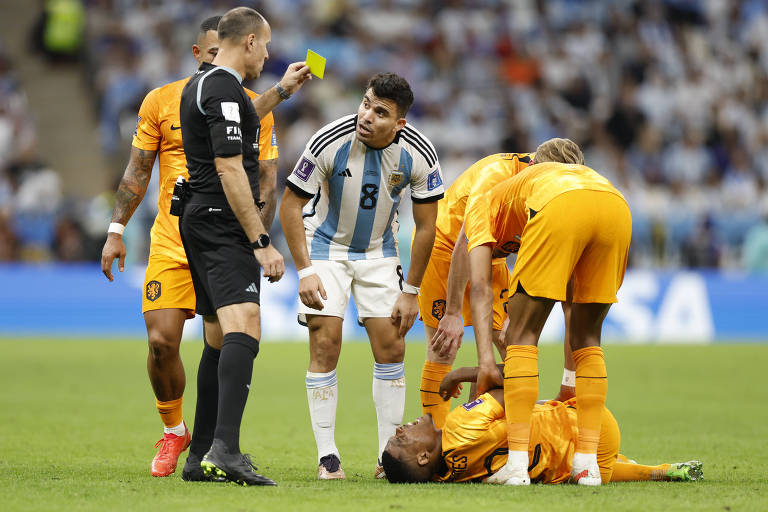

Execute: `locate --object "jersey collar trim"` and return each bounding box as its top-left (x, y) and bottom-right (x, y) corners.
top-left (217, 65), bottom-right (243, 83)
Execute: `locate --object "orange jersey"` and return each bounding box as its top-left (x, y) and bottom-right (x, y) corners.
top-left (132, 77), bottom-right (278, 264)
top-left (434, 153), bottom-right (533, 256)
top-left (464, 162), bottom-right (625, 255)
top-left (436, 396), bottom-right (583, 484)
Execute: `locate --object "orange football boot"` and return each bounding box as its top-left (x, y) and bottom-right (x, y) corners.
top-left (151, 423), bottom-right (191, 477)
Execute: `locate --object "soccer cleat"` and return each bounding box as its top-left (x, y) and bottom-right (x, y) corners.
top-left (571, 452), bottom-right (602, 486)
top-left (151, 423), bottom-right (191, 477)
top-left (666, 461), bottom-right (703, 482)
top-left (181, 452), bottom-right (226, 482)
top-left (317, 454), bottom-right (345, 480)
top-left (375, 460), bottom-right (386, 479)
top-left (201, 439), bottom-right (277, 486)
top-left (486, 464), bottom-right (530, 486)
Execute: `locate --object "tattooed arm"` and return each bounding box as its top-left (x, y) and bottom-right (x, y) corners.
top-left (101, 146), bottom-right (157, 281)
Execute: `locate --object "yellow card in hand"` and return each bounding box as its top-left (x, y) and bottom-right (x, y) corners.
top-left (306, 49), bottom-right (326, 79)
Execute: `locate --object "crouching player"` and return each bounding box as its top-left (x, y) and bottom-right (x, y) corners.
top-left (381, 366), bottom-right (702, 484)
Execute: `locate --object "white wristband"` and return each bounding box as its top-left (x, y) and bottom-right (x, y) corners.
top-left (108, 222), bottom-right (125, 235)
top-left (402, 282), bottom-right (420, 295)
top-left (297, 266), bottom-right (317, 279)
top-left (562, 369), bottom-right (576, 387)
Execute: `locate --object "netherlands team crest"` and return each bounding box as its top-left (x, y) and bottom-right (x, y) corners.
top-left (146, 280), bottom-right (161, 302)
top-left (431, 299), bottom-right (446, 320)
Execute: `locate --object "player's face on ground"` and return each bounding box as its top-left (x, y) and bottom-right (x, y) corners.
top-left (356, 89), bottom-right (405, 148)
top-left (192, 30), bottom-right (219, 65)
top-left (384, 414), bottom-right (439, 462)
top-left (245, 23), bottom-right (271, 80)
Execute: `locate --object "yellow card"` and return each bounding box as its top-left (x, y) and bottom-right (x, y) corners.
top-left (306, 49), bottom-right (326, 79)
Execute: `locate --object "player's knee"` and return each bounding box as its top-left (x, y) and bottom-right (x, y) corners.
top-left (147, 329), bottom-right (180, 363)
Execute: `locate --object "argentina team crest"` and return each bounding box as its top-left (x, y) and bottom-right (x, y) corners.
top-left (389, 169), bottom-right (404, 190)
top-left (432, 299), bottom-right (446, 320)
top-left (146, 280), bottom-right (161, 302)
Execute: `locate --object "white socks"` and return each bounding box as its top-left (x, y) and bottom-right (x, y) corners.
top-left (372, 362), bottom-right (406, 461)
top-left (306, 370), bottom-right (340, 463)
top-left (164, 420), bottom-right (186, 437)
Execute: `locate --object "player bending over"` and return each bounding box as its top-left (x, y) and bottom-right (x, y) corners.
top-left (381, 366), bottom-right (702, 484)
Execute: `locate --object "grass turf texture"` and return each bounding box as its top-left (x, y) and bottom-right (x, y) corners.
top-left (1, 340), bottom-right (766, 511)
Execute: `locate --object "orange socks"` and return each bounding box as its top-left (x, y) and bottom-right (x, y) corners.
top-left (420, 361), bottom-right (451, 429)
top-left (156, 397), bottom-right (183, 429)
top-left (573, 346), bottom-right (607, 454)
top-left (611, 462), bottom-right (671, 482)
top-left (504, 345), bottom-right (539, 452)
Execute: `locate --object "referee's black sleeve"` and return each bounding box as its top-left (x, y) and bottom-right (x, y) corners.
top-left (200, 73), bottom-right (246, 158)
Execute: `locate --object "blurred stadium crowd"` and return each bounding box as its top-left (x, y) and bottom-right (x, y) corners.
top-left (2, 0), bottom-right (768, 270)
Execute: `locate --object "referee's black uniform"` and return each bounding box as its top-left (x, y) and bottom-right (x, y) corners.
top-left (179, 62), bottom-right (262, 314)
top-left (178, 61), bottom-right (275, 486)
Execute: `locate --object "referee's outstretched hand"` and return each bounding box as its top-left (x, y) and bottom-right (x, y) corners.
top-left (299, 273), bottom-right (327, 310)
top-left (279, 62), bottom-right (312, 96)
top-left (254, 246), bottom-right (285, 283)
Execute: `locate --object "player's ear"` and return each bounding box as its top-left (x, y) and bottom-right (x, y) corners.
top-left (395, 118), bottom-right (407, 131)
top-left (192, 44), bottom-right (200, 60)
top-left (416, 451), bottom-right (430, 467)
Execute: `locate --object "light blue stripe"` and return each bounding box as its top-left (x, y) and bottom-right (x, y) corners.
top-left (348, 148), bottom-right (383, 260)
top-left (310, 141), bottom-right (352, 260)
top-left (195, 67), bottom-right (220, 115)
top-left (382, 148), bottom-right (413, 257)
top-left (373, 362), bottom-right (405, 380)
top-left (305, 370), bottom-right (338, 389)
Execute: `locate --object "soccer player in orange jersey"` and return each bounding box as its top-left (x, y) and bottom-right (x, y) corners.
top-left (381, 366), bottom-right (702, 484)
top-left (100, 16), bottom-right (310, 479)
top-left (418, 152), bottom-right (578, 430)
top-left (463, 138), bottom-right (632, 486)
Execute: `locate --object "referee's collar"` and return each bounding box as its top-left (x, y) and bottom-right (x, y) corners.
top-left (199, 62), bottom-right (243, 83)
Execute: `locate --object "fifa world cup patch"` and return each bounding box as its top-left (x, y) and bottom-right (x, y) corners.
top-left (294, 157), bottom-right (316, 182)
top-left (431, 299), bottom-right (446, 320)
top-left (146, 280), bottom-right (161, 302)
top-left (427, 168), bottom-right (443, 191)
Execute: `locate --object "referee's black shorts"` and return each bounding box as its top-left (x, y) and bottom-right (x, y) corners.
top-left (179, 192), bottom-right (261, 316)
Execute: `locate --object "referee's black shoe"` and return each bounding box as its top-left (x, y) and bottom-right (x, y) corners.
top-left (181, 452), bottom-right (226, 482)
top-left (200, 439), bottom-right (277, 486)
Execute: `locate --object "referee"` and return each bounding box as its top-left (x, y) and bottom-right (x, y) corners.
top-left (179, 7), bottom-right (284, 486)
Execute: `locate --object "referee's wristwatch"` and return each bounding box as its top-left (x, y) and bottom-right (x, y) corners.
top-left (251, 233), bottom-right (271, 249)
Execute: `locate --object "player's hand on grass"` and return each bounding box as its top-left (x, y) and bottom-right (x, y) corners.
top-left (280, 62), bottom-right (312, 95)
top-left (476, 364), bottom-right (503, 396)
top-left (431, 313), bottom-right (464, 357)
top-left (439, 371), bottom-right (464, 401)
top-left (299, 273), bottom-right (327, 310)
top-left (254, 246), bottom-right (285, 283)
top-left (101, 233), bottom-right (126, 282)
top-left (554, 384), bottom-right (576, 402)
top-left (391, 293), bottom-right (419, 337)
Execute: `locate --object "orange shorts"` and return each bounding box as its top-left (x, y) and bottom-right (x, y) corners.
top-left (511, 190), bottom-right (631, 303)
top-left (142, 253), bottom-right (196, 318)
top-left (418, 249), bottom-right (512, 330)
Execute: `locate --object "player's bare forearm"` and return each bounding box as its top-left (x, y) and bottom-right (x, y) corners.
top-left (252, 87), bottom-right (283, 119)
top-left (469, 245), bottom-right (495, 367)
top-left (110, 146), bottom-right (156, 224)
top-left (279, 187), bottom-right (312, 269)
top-left (445, 224), bottom-right (471, 314)
top-left (408, 201), bottom-right (438, 286)
top-left (216, 156), bottom-right (268, 241)
top-left (258, 158), bottom-right (278, 229)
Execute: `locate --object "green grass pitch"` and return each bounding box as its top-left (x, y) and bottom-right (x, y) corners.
top-left (1, 339), bottom-right (766, 511)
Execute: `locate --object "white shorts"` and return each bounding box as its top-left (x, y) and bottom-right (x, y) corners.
top-left (297, 257), bottom-right (403, 323)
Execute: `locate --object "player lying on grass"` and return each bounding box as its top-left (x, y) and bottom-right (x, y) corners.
top-left (381, 365), bottom-right (702, 484)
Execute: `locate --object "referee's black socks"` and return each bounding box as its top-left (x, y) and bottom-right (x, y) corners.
top-left (214, 332), bottom-right (260, 453)
top-left (189, 341), bottom-right (220, 459)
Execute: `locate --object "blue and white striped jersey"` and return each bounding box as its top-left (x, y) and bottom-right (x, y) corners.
top-left (287, 114), bottom-right (445, 261)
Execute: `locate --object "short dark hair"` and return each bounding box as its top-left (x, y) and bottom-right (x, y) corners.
top-left (217, 7), bottom-right (266, 42)
top-left (199, 16), bottom-right (222, 36)
top-left (381, 450), bottom-right (429, 484)
top-left (366, 72), bottom-right (414, 118)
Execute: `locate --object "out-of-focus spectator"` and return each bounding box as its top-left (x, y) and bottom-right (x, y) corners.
top-left (743, 210), bottom-right (768, 272)
top-left (682, 216), bottom-right (721, 269)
